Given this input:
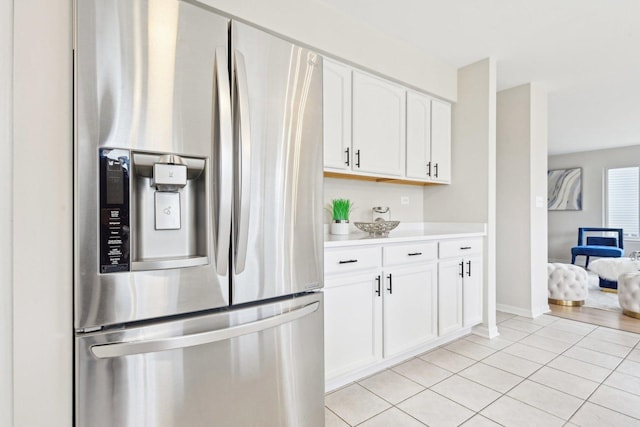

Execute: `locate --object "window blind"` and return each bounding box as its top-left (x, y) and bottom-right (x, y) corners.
top-left (607, 167), bottom-right (640, 237)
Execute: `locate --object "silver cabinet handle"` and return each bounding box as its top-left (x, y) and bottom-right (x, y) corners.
top-left (214, 47), bottom-right (233, 275)
top-left (91, 302), bottom-right (320, 359)
top-left (233, 50), bottom-right (252, 274)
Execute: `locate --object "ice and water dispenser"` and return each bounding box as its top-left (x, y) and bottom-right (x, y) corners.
top-left (99, 148), bottom-right (208, 273)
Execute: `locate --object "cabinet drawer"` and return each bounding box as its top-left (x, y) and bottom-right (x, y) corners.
top-left (325, 246), bottom-right (381, 275)
top-left (383, 242), bottom-right (437, 266)
top-left (439, 238), bottom-right (482, 259)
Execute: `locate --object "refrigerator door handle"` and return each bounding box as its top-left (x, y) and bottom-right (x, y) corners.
top-left (214, 47), bottom-right (233, 275)
top-left (90, 301), bottom-right (320, 359)
top-left (233, 50), bottom-right (252, 274)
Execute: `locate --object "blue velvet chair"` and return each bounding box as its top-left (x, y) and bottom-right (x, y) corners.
top-left (570, 227), bottom-right (624, 268)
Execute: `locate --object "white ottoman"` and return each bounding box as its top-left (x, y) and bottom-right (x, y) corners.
top-left (547, 263), bottom-right (589, 306)
top-left (618, 273), bottom-right (640, 318)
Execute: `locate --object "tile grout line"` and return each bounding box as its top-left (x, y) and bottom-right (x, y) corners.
top-left (502, 326), bottom-right (600, 423)
top-left (465, 318), bottom-right (606, 423)
top-left (326, 314), bottom-right (640, 426)
top-left (563, 331), bottom-right (640, 423)
top-left (508, 322), bottom-right (640, 424)
top-left (325, 405), bottom-right (352, 427)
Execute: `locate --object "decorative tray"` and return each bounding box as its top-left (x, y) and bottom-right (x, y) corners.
top-left (354, 220), bottom-right (400, 237)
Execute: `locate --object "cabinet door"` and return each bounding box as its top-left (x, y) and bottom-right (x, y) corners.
top-left (438, 259), bottom-right (463, 336)
top-left (463, 256), bottom-right (483, 327)
top-left (324, 272), bottom-right (383, 381)
top-left (352, 72), bottom-right (406, 176)
top-left (406, 91), bottom-right (432, 180)
top-left (431, 99), bottom-right (451, 183)
top-left (383, 264), bottom-right (437, 357)
top-left (323, 59), bottom-right (352, 171)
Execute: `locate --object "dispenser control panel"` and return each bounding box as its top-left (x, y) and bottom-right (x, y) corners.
top-left (99, 149), bottom-right (131, 273)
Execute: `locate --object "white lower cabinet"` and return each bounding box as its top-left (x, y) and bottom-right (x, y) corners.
top-left (325, 236), bottom-right (483, 386)
top-left (324, 271), bottom-right (383, 381)
top-left (438, 238), bottom-right (484, 335)
top-left (437, 258), bottom-right (464, 336)
top-left (383, 263), bottom-right (437, 358)
top-left (463, 255), bottom-right (483, 327)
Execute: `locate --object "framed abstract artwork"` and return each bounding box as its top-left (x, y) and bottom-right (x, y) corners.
top-left (548, 167), bottom-right (582, 210)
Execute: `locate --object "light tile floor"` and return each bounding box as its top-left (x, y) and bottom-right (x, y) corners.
top-left (325, 312), bottom-right (640, 426)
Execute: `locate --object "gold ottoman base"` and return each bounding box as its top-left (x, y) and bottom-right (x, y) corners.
top-left (548, 298), bottom-right (584, 307)
top-left (622, 309), bottom-right (640, 319)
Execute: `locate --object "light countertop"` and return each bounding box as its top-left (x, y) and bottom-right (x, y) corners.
top-left (324, 222), bottom-right (486, 248)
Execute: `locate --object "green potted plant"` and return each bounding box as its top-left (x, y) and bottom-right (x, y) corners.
top-left (330, 198), bottom-right (352, 235)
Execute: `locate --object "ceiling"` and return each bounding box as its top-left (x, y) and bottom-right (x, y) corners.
top-left (317, 0), bottom-right (640, 155)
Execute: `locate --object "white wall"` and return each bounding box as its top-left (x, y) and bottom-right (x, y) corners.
top-left (548, 145), bottom-right (640, 263)
top-left (197, 0), bottom-right (457, 101)
top-left (530, 86), bottom-right (549, 313)
top-left (12, 0), bottom-right (73, 425)
top-left (324, 178), bottom-right (425, 228)
top-left (1, 0), bottom-right (14, 425)
top-left (496, 84), bottom-right (549, 317)
top-left (422, 58), bottom-right (498, 337)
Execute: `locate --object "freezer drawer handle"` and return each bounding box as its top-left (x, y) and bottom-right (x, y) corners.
top-left (90, 302), bottom-right (320, 359)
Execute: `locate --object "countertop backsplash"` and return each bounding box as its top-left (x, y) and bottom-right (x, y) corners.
top-left (323, 177), bottom-right (425, 226)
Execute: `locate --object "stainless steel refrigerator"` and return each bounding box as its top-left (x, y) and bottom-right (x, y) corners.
top-left (74, 0), bottom-right (324, 425)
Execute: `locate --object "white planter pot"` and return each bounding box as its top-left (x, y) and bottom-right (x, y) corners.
top-left (330, 221), bottom-right (349, 235)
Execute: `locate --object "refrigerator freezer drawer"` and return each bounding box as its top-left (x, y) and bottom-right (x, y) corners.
top-left (76, 293), bottom-right (324, 427)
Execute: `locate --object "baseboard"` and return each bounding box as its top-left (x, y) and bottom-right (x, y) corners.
top-left (548, 258), bottom-right (571, 264)
top-left (472, 324), bottom-right (500, 339)
top-left (531, 304), bottom-right (551, 317)
top-left (496, 303), bottom-right (534, 318)
top-left (497, 303), bottom-right (551, 319)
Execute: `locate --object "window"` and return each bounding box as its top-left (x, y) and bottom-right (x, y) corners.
top-left (606, 167), bottom-right (639, 238)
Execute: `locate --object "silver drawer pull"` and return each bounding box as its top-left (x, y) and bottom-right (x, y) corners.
top-left (408, 252), bottom-right (422, 256)
top-left (460, 246), bottom-right (472, 250)
top-left (339, 259), bottom-right (358, 264)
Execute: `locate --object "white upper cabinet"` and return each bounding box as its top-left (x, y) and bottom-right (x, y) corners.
top-left (322, 58), bottom-right (451, 184)
top-left (323, 59), bottom-right (352, 171)
top-left (406, 91), bottom-right (432, 180)
top-left (352, 71), bottom-right (406, 177)
top-left (430, 99), bottom-right (452, 183)
top-left (407, 93), bottom-right (452, 183)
